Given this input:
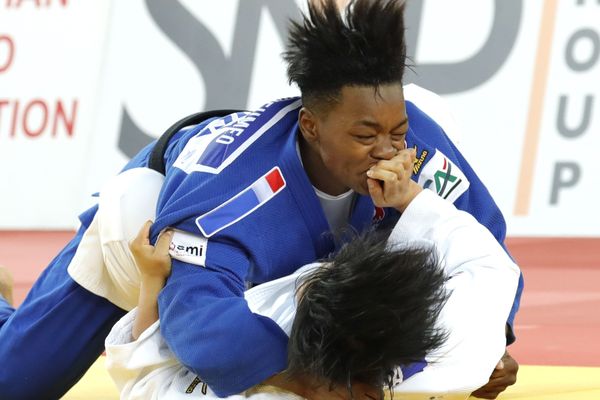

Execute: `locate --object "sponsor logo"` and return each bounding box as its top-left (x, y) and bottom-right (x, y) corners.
top-left (186, 376), bottom-right (208, 395)
top-left (168, 230), bottom-right (208, 267)
top-left (417, 150), bottom-right (470, 203)
top-left (169, 243), bottom-right (203, 258)
top-left (412, 146), bottom-right (429, 175)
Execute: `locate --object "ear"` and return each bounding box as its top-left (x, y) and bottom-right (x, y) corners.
top-left (298, 107), bottom-right (319, 144)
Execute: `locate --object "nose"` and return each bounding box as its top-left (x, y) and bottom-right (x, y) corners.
top-left (370, 136), bottom-right (398, 160)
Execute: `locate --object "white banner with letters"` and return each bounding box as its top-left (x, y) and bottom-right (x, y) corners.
top-left (0, 0), bottom-right (598, 236)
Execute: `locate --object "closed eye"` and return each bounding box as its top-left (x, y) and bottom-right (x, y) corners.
top-left (354, 134), bottom-right (376, 141)
top-left (391, 133), bottom-right (406, 140)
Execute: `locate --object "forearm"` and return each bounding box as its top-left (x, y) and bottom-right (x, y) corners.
top-left (392, 190), bottom-right (519, 393)
top-left (391, 190), bottom-right (519, 277)
top-left (105, 309), bottom-right (185, 398)
top-left (132, 276), bottom-right (166, 340)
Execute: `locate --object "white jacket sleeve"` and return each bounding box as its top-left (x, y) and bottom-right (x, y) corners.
top-left (105, 306), bottom-right (305, 400)
top-left (389, 189), bottom-right (520, 397)
top-left (105, 309), bottom-right (231, 400)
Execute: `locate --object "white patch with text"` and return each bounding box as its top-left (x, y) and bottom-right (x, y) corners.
top-left (417, 150), bottom-right (470, 203)
top-left (169, 230), bottom-right (208, 267)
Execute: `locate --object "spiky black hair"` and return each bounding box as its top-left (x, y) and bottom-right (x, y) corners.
top-left (284, 0), bottom-right (408, 111)
top-left (287, 231), bottom-right (448, 397)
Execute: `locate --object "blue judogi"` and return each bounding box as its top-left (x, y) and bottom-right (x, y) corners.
top-left (0, 97), bottom-right (522, 399)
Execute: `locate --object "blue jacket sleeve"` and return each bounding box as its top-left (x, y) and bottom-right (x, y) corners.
top-left (157, 240), bottom-right (289, 397)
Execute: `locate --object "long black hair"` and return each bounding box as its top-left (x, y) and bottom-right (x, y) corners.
top-left (287, 231), bottom-right (448, 397)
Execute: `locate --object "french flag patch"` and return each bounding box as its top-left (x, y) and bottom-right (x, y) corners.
top-left (196, 166), bottom-right (286, 237)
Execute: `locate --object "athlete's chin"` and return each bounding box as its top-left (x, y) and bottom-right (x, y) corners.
top-left (354, 179), bottom-right (370, 196)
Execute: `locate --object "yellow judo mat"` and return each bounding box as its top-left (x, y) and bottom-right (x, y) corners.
top-left (61, 357), bottom-right (600, 399)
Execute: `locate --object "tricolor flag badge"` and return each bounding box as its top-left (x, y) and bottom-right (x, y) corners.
top-left (196, 166), bottom-right (286, 237)
top-left (372, 206), bottom-right (386, 224)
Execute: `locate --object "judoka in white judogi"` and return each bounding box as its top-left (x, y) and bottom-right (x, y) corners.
top-left (105, 189), bottom-right (519, 400)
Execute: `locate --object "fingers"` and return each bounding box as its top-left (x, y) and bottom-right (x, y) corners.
top-left (130, 221), bottom-right (174, 260)
top-left (132, 220), bottom-right (153, 248)
top-left (472, 378), bottom-right (513, 399)
top-left (472, 351), bottom-right (519, 399)
top-left (368, 148), bottom-right (415, 184)
top-left (367, 178), bottom-right (385, 207)
top-left (495, 359), bottom-right (505, 370)
top-left (129, 223), bottom-right (174, 280)
top-left (0, 266), bottom-right (14, 306)
top-left (487, 363), bottom-right (517, 382)
top-left (366, 148), bottom-right (419, 210)
top-left (488, 368), bottom-right (506, 379)
top-left (155, 229), bottom-right (174, 255)
top-left (472, 381), bottom-right (510, 398)
top-left (376, 147), bottom-right (416, 171)
top-left (367, 168), bottom-right (398, 184)
top-left (471, 389), bottom-right (503, 399)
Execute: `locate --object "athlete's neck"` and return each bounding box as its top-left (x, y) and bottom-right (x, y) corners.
top-left (298, 136), bottom-right (350, 196)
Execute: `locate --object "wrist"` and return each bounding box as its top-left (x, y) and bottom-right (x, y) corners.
top-left (395, 183), bottom-right (423, 213)
top-left (140, 275), bottom-right (167, 291)
top-left (137, 276), bottom-right (166, 310)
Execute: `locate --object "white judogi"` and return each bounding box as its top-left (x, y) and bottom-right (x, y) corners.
top-left (105, 189), bottom-right (520, 400)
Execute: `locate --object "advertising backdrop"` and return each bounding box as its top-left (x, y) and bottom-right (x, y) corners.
top-left (1, 0), bottom-right (599, 236)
